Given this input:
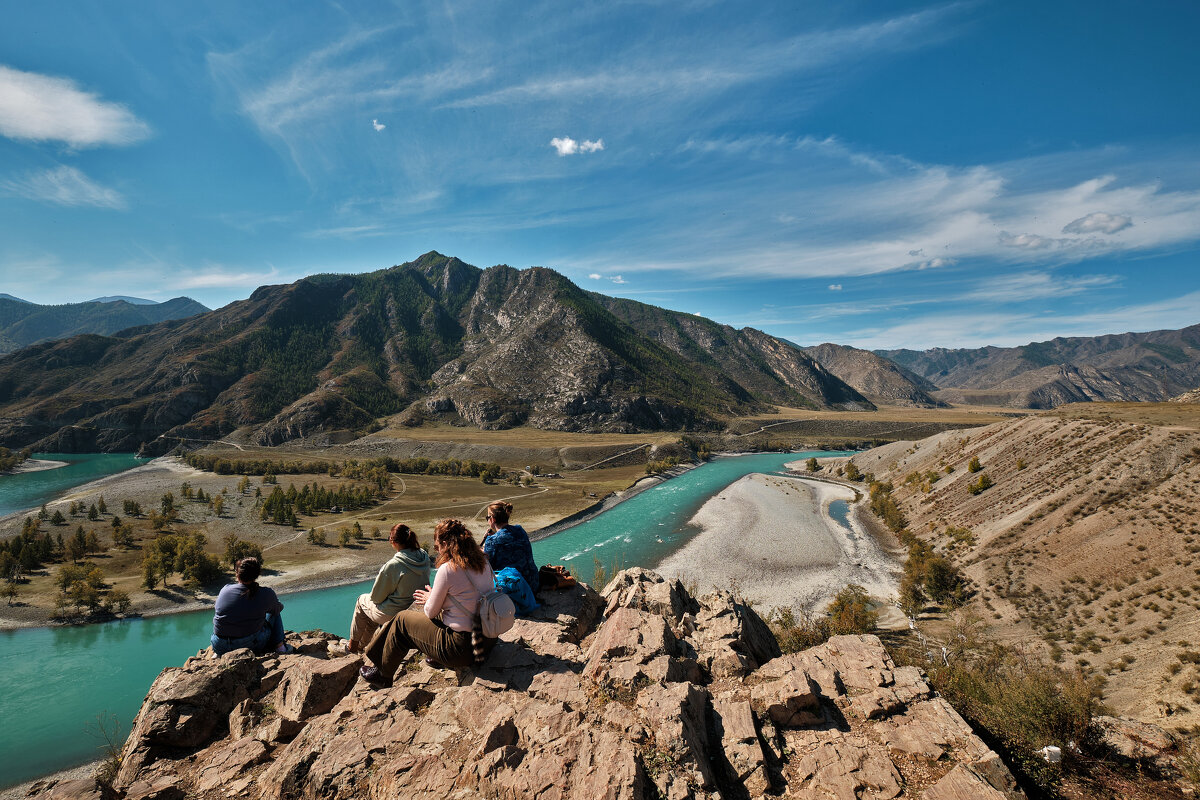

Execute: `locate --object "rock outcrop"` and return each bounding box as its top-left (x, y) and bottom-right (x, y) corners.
top-left (42, 570), bottom-right (1026, 799)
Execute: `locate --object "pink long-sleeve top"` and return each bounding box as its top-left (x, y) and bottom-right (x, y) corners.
top-left (424, 561), bottom-right (494, 632)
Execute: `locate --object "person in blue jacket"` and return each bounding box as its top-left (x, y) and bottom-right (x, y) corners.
top-left (482, 501), bottom-right (539, 594)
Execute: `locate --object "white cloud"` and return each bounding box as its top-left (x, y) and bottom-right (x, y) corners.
top-left (1062, 211), bottom-right (1132, 234)
top-left (1, 165), bottom-right (125, 209)
top-left (372, 118), bottom-right (385, 131)
top-left (551, 136), bottom-right (604, 156)
top-left (611, 275), bottom-right (627, 284)
top-left (587, 273), bottom-right (602, 280)
top-left (0, 65), bottom-right (150, 148)
top-left (828, 284), bottom-right (842, 291)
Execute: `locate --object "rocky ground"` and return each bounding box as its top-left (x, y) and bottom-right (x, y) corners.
top-left (24, 570), bottom-right (1030, 800)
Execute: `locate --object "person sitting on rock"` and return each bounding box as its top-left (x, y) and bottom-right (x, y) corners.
top-left (482, 501), bottom-right (539, 595)
top-left (211, 557), bottom-right (294, 656)
top-left (328, 523), bottom-right (431, 656)
top-left (361, 518), bottom-right (494, 685)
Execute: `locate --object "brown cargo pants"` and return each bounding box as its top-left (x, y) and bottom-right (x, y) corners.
top-left (364, 607), bottom-right (473, 680)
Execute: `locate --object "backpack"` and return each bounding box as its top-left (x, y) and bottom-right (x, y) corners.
top-left (448, 568), bottom-right (516, 639)
top-left (477, 585), bottom-right (516, 638)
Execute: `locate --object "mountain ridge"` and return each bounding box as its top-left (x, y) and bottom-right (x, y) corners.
top-left (0, 253), bottom-right (870, 453)
top-left (0, 295), bottom-right (209, 355)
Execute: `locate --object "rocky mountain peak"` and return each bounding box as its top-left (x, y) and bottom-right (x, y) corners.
top-left (46, 570), bottom-right (1026, 800)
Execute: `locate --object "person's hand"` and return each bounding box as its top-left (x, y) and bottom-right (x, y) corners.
top-left (412, 586), bottom-right (430, 604)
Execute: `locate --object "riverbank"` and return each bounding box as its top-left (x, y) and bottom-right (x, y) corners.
top-left (4, 458), bottom-right (69, 475)
top-left (655, 471), bottom-right (905, 623)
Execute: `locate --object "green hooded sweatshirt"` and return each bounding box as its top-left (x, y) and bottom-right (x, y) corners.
top-left (370, 548), bottom-right (432, 615)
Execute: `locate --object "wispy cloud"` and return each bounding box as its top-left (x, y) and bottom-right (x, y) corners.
top-left (372, 118), bottom-right (386, 132)
top-left (828, 284), bottom-right (842, 291)
top-left (1, 165), bottom-right (125, 208)
top-left (176, 265), bottom-right (282, 289)
top-left (0, 64), bottom-right (150, 148)
top-left (302, 224), bottom-right (387, 239)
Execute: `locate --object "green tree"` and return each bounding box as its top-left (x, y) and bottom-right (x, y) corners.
top-left (805, 457), bottom-right (818, 472)
top-left (105, 588), bottom-right (132, 614)
top-left (50, 509), bottom-right (66, 526)
top-left (97, 496), bottom-right (107, 514)
top-left (844, 462), bottom-right (862, 481)
top-left (968, 456), bottom-right (982, 473)
top-left (87, 504), bottom-right (99, 521)
top-left (1, 580), bottom-right (17, 606)
top-left (307, 528), bottom-right (326, 546)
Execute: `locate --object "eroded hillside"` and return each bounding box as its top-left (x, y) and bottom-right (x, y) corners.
top-left (848, 404), bottom-right (1200, 727)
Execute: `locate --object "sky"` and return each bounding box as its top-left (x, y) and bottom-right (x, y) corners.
top-left (1, 0), bottom-right (1199, 351)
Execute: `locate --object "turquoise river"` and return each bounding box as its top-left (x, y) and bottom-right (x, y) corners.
top-left (0, 450), bottom-right (849, 787)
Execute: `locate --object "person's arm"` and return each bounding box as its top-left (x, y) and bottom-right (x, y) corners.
top-left (423, 566), bottom-right (451, 620)
top-left (268, 588), bottom-right (284, 614)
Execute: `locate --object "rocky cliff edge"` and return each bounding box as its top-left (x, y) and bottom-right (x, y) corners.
top-left (33, 569), bottom-right (1025, 800)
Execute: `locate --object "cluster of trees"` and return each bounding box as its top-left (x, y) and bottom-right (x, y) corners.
top-left (866, 480), bottom-right (967, 615)
top-left (52, 563), bottom-right (130, 617)
top-left (141, 532), bottom-right (222, 589)
top-left (181, 451), bottom-right (506, 484)
top-left (0, 519), bottom-right (120, 605)
top-left (222, 534), bottom-right (262, 567)
top-left (0, 447), bottom-right (32, 471)
top-left (259, 481), bottom-right (383, 525)
top-left (645, 456), bottom-right (681, 475)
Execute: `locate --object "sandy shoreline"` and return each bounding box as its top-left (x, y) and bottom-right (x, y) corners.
top-left (4, 458), bottom-right (69, 475)
top-left (656, 471), bottom-right (905, 624)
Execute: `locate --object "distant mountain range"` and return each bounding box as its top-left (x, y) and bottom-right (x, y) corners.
top-left (0, 296), bottom-right (209, 355)
top-left (88, 295), bottom-right (159, 305)
top-left (0, 253), bottom-right (874, 453)
top-left (0, 253), bottom-right (1195, 453)
top-left (877, 325), bottom-right (1200, 408)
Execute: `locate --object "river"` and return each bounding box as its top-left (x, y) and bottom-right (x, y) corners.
top-left (0, 453), bottom-right (148, 518)
top-left (0, 450), bottom-right (849, 787)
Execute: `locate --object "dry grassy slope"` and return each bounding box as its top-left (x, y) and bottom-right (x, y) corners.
top-left (850, 411), bottom-right (1200, 729)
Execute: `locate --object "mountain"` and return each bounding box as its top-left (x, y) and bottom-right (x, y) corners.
top-left (88, 295), bottom-right (158, 305)
top-left (590, 296), bottom-right (872, 411)
top-left (801, 342), bottom-right (945, 408)
top-left (0, 253), bottom-right (870, 453)
top-left (0, 293), bottom-right (30, 303)
top-left (877, 324), bottom-right (1200, 408)
top-left (0, 296), bottom-right (210, 355)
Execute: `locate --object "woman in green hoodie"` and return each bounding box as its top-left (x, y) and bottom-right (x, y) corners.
top-left (329, 523), bottom-right (431, 655)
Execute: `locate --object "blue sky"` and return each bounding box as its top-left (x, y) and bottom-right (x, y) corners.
top-left (1, 1), bottom-right (1198, 350)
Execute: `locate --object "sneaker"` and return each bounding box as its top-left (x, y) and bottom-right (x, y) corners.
top-left (327, 640), bottom-right (352, 656)
top-left (423, 657), bottom-right (445, 669)
top-left (275, 642), bottom-right (296, 655)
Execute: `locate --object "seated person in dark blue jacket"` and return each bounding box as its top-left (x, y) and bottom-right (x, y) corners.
top-left (211, 557), bottom-right (294, 656)
top-left (483, 501), bottom-right (539, 594)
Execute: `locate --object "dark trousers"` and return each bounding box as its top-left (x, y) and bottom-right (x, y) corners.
top-left (364, 608), bottom-right (473, 679)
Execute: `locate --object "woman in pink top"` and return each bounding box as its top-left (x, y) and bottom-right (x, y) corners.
top-left (361, 518), bottom-right (494, 685)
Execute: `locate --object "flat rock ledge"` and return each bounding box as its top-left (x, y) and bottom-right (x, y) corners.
top-left (30, 569), bottom-right (1026, 800)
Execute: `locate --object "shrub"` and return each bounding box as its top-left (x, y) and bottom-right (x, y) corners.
top-left (967, 473), bottom-right (994, 495)
top-left (968, 456), bottom-right (982, 473)
top-left (827, 584), bottom-right (878, 634)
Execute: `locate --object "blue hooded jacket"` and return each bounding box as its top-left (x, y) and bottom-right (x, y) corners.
top-left (483, 523), bottom-right (540, 593)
